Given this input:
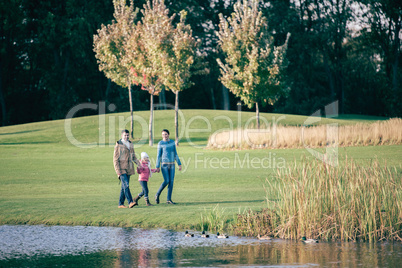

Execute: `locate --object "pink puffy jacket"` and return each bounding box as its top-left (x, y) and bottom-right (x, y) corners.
top-left (137, 161), bottom-right (157, 182)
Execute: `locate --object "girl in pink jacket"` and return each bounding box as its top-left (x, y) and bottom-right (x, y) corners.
top-left (133, 152), bottom-right (158, 206)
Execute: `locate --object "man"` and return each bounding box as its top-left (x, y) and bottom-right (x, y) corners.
top-left (113, 129), bottom-right (140, 208)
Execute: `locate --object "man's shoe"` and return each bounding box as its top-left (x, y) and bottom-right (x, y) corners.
top-left (129, 202), bottom-right (136, 208)
top-left (118, 205), bottom-right (128, 208)
top-left (166, 200), bottom-right (176, 205)
top-left (155, 194), bottom-right (160, 204)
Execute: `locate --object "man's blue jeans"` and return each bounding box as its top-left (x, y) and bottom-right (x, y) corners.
top-left (119, 174), bottom-right (133, 205)
top-left (157, 164), bottom-right (175, 201)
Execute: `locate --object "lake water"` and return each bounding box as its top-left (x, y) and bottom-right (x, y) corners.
top-left (0, 225), bottom-right (401, 267)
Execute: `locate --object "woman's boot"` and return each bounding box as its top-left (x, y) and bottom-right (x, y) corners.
top-left (155, 194), bottom-right (160, 204)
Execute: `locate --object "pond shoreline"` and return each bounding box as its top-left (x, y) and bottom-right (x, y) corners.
top-left (1, 225), bottom-right (402, 267)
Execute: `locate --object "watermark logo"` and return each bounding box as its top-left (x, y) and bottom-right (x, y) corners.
top-left (64, 100), bottom-right (339, 167)
top-left (145, 152), bottom-right (286, 173)
top-left (64, 101), bottom-right (147, 148)
top-left (302, 101), bottom-right (339, 167)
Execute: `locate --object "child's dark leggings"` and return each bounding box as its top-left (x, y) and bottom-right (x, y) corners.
top-left (138, 181), bottom-right (149, 198)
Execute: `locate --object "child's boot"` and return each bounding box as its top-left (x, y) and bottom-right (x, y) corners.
top-left (145, 197), bottom-right (153, 206)
top-left (133, 195), bottom-right (141, 206)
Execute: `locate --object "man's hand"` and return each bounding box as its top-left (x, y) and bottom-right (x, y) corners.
top-left (155, 168), bottom-right (160, 173)
top-left (178, 165), bottom-right (182, 171)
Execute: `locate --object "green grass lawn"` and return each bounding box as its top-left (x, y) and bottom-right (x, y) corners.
top-left (0, 109), bottom-right (400, 231)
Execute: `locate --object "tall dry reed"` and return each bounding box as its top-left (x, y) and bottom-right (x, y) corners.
top-left (234, 158), bottom-right (402, 242)
top-left (207, 118), bottom-right (402, 149)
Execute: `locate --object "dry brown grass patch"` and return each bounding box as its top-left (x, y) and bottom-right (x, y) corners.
top-left (207, 118), bottom-right (402, 149)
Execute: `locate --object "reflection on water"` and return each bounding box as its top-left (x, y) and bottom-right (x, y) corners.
top-left (0, 225), bottom-right (401, 267)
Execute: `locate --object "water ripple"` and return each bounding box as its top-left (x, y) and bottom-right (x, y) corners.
top-left (0, 225), bottom-right (261, 260)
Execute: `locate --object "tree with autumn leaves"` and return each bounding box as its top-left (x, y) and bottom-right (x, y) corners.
top-left (127, 0), bottom-right (170, 146)
top-left (217, 0), bottom-right (290, 129)
top-left (93, 0), bottom-right (139, 138)
top-left (94, 0), bottom-right (203, 145)
top-left (161, 9), bottom-right (208, 146)
top-left (95, 0), bottom-right (289, 144)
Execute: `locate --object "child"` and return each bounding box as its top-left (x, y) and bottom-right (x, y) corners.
top-left (133, 152), bottom-right (158, 206)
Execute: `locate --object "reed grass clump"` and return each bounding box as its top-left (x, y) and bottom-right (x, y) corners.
top-left (207, 118), bottom-right (402, 149)
top-left (199, 204), bottom-right (229, 233)
top-left (231, 208), bottom-right (275, 237)
top-left (234, 158), bottom-right (402, 242)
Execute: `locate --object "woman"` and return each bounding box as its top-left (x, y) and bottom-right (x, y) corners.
top-left (155, 129), bottom-right (182, 204)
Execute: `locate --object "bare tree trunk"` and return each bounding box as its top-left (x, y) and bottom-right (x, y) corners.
top-left (0, 72), bottom-right (6, 126)
top-left (392, 56), bottom-right (400, 114)
top-left (222, 84), bottom-right (229, 110)
top-left (105, 78), bottom-right (112, 105)
top-left (324, 56), bottom-right (336, 101)
top-left (175, 90), bottom-right (179, 146)
top-left (149, 93), bottom-right (154, 146)
top-left (210, 86), bottom-right (216, 110)
top-left (391, 20), bottom-right (400, 115)
top-left (159, 88), bottom-right (166, 109)
top-left (127, 79), bottom-right (134, 139)
top-left (256, 102), bottom-right (260, 129)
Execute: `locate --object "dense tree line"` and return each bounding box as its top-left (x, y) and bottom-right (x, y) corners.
top-left (1, 0), bottom-right (400, 126)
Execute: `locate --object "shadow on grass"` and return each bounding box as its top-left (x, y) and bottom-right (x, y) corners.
top-left (181, 137), bottom-right (209, 143)
top-left (0, 129), bottom-right (44, 136)
top-left (0, 141), bottom-right (56, 145)
top-left (176, 199), bottom-right (265, 206)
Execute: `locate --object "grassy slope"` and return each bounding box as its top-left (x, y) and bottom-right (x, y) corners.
top-left (0, 110), bottom-right (400, 230)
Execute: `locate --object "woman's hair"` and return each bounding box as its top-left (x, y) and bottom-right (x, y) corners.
top-left (162, 129), bottom-right (170, 135)
top-left (121, 129), bottom-right (129, 134)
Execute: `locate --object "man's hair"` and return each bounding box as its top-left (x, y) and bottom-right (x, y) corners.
top-left (122, 129), bottom-right (129, 134)
top-left (162, 129), bottom-right (169, 135)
